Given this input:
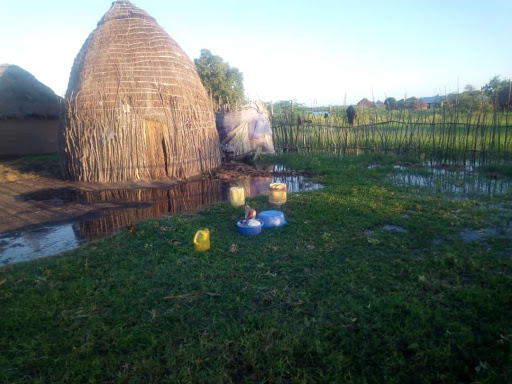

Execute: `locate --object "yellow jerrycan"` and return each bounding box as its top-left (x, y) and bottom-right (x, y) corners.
top-left (193, 229), bottom-right (210, 252)
top-left (229, 186), bottom-right (245, 207)
top-left (269, 183), bottom-right (287, 205)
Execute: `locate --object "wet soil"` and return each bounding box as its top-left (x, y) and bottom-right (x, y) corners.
top-left (211, 162), bottom-right (316, 180)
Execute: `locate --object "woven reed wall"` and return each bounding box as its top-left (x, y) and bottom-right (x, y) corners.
top-left (60, 0), bottom-right (220, 182)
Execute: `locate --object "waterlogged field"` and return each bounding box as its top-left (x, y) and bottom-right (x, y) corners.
top-left (1, 153), bottom-right (511, 383)
top-left (272, 108), bottom-right (512, 164)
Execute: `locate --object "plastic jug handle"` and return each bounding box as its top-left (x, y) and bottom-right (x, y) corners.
top-left (193, 231), bottom-right (202, 245)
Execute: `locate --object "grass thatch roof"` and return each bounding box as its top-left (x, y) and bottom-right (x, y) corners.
top-left (357, 98), bottom-right (375, 107)
top-left (0, 64), bottom-right (61, 120)
top-left (414, 100), bottom-right (428, 110)
top-left (60, 0), bottom-right (220, 182)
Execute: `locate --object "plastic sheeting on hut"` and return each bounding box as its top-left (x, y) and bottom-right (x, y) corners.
top-left (215, 101), bottom-right (274, 158)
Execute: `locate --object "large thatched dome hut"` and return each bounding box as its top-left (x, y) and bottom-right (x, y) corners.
top-left (0, 64), bottom-right (61, 157)
top-left (60, 0), bottom-right (220, 182)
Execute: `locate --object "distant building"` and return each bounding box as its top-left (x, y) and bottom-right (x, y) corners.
top-left (420, 95), bottom-right (446, 109)
top-left (414, 100), bottom-right (428, 110)
top-left (357, 98), bottom-right (375, 107)
top-left (375, 100), bottom-right (385, 108)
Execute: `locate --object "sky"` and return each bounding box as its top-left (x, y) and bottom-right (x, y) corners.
top-left (1, 0), bottom-right (511, 106)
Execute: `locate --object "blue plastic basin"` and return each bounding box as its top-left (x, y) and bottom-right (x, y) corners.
top-left (236, 220), bottom-right (263, 236)
top-left (257, 210), bottom-right (287, 228)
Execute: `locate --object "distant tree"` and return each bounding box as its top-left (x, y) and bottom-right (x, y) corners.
top-left (384, 97), bottom-right (397, 110)
top-left (498, 88), bottom-right (512, 110)
top-left (406, 97), bottom-right (418, 108)
top-left (454, 92), bottom-right (478, 112)
top-left (482, 76), bottom-right (509, 97)
top-left (482, 75), bottom-right (511, 110)
top-left (271, 100), bottom-right (307, 113)
top-left (454, 86), bottom-right (487, 112)
top-left (194, 49), bottom-right (245, 109)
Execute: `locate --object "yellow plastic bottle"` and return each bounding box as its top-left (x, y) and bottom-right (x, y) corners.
top-left (229, 187), bottom-right (245, 207)
top-left (193, 229), bottom-right (210, 252)
top-left (269, 183), bottom-right (287, 205)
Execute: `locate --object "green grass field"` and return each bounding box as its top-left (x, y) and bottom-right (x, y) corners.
top-left (1, 153), bottom-right (512, 383)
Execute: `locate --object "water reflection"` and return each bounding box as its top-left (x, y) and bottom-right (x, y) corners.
top-left (2, 174), bottom-right (322, 266)
top-left (75, 179), bottom-right (225, 242)
top-left (459, 228), bottom-right (499, 242)
top-left (388, 167), bottom-right (512, 199)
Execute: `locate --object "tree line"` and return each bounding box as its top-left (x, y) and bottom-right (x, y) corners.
top-left (194, 49), bottom-right (245, 110)
top-left (383, 76), bottom-right (511, 112)
top-left (193, 49), bottom-right (511, 114)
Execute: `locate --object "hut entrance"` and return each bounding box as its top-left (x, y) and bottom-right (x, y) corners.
top-left (143, 119), bottom-right (169, 179)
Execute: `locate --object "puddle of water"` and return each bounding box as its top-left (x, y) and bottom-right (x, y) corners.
top-left (432, 238), bottom-right (443, 246)
top-left (459, 228), bottom-right (499, 242)
top-left (0, 224), bottom-right (80, 265)
top-left (367, 164), bottom-right (411, 170)
top-left (1, 173), bottom-right (322, 266)
top-left (425, 159), bottom-right (480, 173)
top-left (388, 166), bottom-right (512, 199)
top-left (382, 225), bottom-right (406, 233)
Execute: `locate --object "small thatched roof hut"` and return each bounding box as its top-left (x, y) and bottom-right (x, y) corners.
top-left (60, 0), bottom-right (220, 182)
top-left (414, 100), bottom-right (428, 110)
top-left (0, 64), bottom-right (60, 119)
top-left (0, 64), bottom-right (61, 156)
top-left (357, 98), bottom-right (375, 108)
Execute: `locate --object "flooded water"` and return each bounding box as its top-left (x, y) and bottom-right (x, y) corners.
top-left (0, 171), bottom-right (322, 266)
top-left (386, 162), bottom-right (512, 245)
top-left (0, 225), bottom-right (79, 266)
top-left (382, 225), bottom-right (406, 233)
top-left (387, 165), bottom-right (512, 199)
top-left (459, 228), bottom-right (499, 242)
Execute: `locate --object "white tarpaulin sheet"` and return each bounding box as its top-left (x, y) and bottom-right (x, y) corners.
top-left (215, 101), bottom-right (274, 157)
